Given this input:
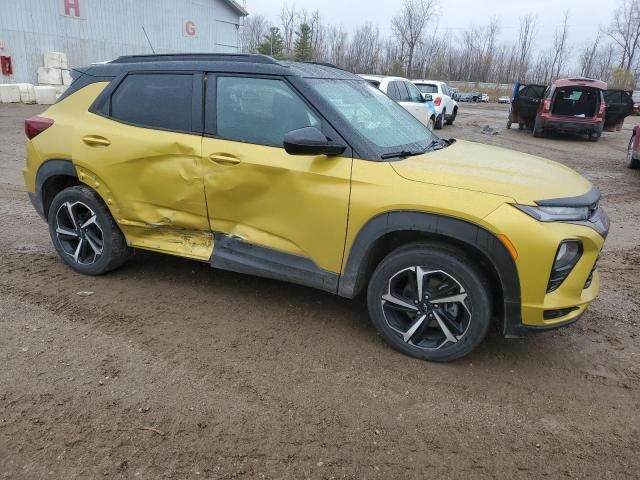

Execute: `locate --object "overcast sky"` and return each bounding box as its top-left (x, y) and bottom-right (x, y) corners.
top-left (245, 0), bottom-right (607, 50)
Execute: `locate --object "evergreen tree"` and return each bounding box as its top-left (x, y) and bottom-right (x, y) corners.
top-left (257, 27), bottom-right (285, 59)
top-left (293, 23), bottom-right (314, 62)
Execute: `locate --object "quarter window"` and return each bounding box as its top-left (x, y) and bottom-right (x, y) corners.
top-left (405, 82), bottom-right (423, 102)
top-left (110, 74), bottom-right (194, 132)
top-left (213, 76), bottom-right (320, 147)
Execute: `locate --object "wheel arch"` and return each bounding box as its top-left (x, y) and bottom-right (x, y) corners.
top-left (338, 211), bottom-right (522, 334)
top-left (35, 159), bottom-right (81, 220)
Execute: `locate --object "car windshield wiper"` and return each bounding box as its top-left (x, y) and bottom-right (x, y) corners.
top-left (380, 138), bottom-right (456, 160)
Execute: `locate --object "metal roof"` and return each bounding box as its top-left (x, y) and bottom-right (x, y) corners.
top-left (223, 0), bottom-right (248, 16)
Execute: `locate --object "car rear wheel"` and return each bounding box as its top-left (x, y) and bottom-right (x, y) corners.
top-left (48, 186), bottom-right (132, 275)
top-left (435, 109), bottom-right (445, 129)
top-left (367, 245), bottom-right (492, 362)
top-left (588, 132), bottom-right (600, 142)
top-left (626, 135), bottom-right (640, 169)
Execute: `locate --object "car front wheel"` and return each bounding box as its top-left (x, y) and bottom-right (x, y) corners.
top-left (627, 135), bottom-right (640, 169)
top-left (48, 186), bottom-right (132, 275)
top-left (367, 245), bottom-right (492, 362)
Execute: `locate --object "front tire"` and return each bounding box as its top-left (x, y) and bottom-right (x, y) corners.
top-left (48, 186), bottom-right (132, 275)
top-left (367, 244), bottom-right (492, 362)
top-left (626, 135), bottom-right (640, 169)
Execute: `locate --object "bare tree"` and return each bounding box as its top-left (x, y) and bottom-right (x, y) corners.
top-left (325, 25), bottom-right (349, 67)
top-left (346, 23), bottom-right (382, 73)
top-left (579, 34), bottom-right (602, 78)
top-left (549, 10), bottom-right (570, 80)
top-left (280, 4), bottom-right (299, 57)
top-left (241, 14), bottom-right (268, 54)
top-left (391, 0), bottom-right (438, 77)
top-left (516, 13), bottom-right (537, 79)
top-left (603, 0), bottom-right (640, 70)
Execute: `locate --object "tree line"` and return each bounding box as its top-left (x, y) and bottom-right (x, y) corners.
top-left (241, 0), bottom-right (640, 89)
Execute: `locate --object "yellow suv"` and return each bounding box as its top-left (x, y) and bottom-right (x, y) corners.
top-left (23, 54), bottom-right (609, 362)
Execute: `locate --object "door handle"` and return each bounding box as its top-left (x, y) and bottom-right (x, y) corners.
top-left (83, 135), bottom-right (111, 147)
top-left (209, 154), bottom-right (241, 166)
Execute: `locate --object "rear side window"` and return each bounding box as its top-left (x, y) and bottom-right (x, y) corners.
top-left (405, 82), bottom-right (422, 102)
top-left (110, 74), bottom-right (193, 132)
top-left (212, 76), bottom-right (320, 147)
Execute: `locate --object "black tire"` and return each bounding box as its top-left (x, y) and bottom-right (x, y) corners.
top-left (626, 135), bottom-right (640, 169)
top-left (48, 185), bottom-right (132, 275)
top-left (435, 109), bottom-right (445, 130)
top-left (366, 244), bottom-right (492, 362)
top-left (446, 108), bottom-right (456, 126)
top-left (588, 132), bottom-right (600, 142)
top-left (533, 119), bottom-right (544, 138)
top-left (518, 122), bottom-right (525, 130)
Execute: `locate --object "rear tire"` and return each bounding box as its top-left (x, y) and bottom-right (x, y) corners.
top-left (626, 135), bottom-right (640, 169)
top-left (48, 186), bottom-right (132, 275)
top-left (588, 132), bottom-right (600, 142)
top-left (435, 109), bottom-right (445, 130)
top-left (366, 244), bottom-right (492, 362)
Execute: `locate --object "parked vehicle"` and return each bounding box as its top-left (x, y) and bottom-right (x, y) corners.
top-left (458, 93), bottom-right (476, 103)
top-left (360, 74), bottom-right (435, 129)
top-left (481, 93), bottom-right (490, 103)
top-left (626, 128), bottom-right (640, 169)
top-left (24, 54), bottom-right (609, 362)
top-left (508, 78), bottom-right (633, 141)
top-left (412, 80), bottom-right (459, 129)
top-left (498, 96), bottom-right (511, 104)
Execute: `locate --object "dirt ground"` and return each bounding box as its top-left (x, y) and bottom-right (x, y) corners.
top-left (1, 102), bottom-right (639, 479)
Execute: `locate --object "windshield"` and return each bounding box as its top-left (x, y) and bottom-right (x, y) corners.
top-left (415, 84), bottom-right (438, 94)
top-left (308, 79), bottom-right (438, 158)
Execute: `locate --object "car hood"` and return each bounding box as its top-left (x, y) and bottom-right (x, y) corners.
top-left (390, 139), bottom-right (593, 204)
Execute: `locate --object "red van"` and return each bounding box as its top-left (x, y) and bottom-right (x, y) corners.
top-left (509, 78), bottom-right (633, 141)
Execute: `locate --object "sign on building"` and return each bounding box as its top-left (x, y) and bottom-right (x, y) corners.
top-left (184, 20), bottom-right (197, 37)
top-left (60, 0), bottom-right (85, 19)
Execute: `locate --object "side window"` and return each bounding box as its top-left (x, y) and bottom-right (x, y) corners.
top-left (110, 74), bottom-right (193, 132)
top-left (213, 76), bottom-right (320, 147)
top-left (386, 82), bottom-right (401, 101)
top-left (405, 82), bottom-right (422, 103)
top-left (394, 81), bottom-right (410, 102)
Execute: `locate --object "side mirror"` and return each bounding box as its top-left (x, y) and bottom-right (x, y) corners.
top-left (283, 127), bottom-right (347, 156)
top-left (422, 93), bottom-right (433, 102)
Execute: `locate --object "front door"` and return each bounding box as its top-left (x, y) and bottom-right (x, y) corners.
top-left (201, 74), bottom-right (352, 289)
top-left (604, 89), bottom-right (634, 130)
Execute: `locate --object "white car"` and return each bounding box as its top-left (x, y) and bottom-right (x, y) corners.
top-left (360, 75), bottom-right (436, 130)
top-left (481, 93), bottom-right (490, 103)
top-left (498, 96), bottom-right (511, 104)
top-left (412, 80), bottom-right (458, 129)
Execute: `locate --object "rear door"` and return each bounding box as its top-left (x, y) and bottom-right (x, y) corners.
top-left (604, 89), bottom-right (634, 129)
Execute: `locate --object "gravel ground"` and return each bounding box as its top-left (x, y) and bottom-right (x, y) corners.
top-left (1, 102), bottom-right (639, 479)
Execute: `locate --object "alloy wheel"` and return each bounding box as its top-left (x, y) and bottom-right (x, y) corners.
top-left (54, 201), bottom-right (104, 265)
top-left (381, 267), bottom-right (472, 350)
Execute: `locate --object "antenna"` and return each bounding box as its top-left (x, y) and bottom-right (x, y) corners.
top-left (142, 26), bottom-right (156, 54)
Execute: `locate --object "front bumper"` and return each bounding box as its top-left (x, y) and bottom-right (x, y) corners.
top-left (483, 204), bottom-right (609, 336)
top-left (28, 191), bottom-right (46, 220)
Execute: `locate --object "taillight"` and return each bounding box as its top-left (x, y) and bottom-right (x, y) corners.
top-left (434, 96), bottom-right (442, 106)
top-left (542, 99), bottom-right (551, 113)
top-left (25, 116), bottom-right (54, 140)
top-left (598, 103), bottom-right (605, 117)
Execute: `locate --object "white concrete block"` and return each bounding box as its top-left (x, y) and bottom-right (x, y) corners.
top-left (54, 85), bottom-right (68, 101)
top-left (0, 84), bottom-right (21, 103)
top-left (34, 86), bottom-right (57, 105)
top-left (38, 67), bottom-right (62, 85)
top-left (61, 70), bottom-right (73, 86)
top-left (17, 83), bottom-right (36, 104)
top-left (44, 51), bottom-right (68, 70)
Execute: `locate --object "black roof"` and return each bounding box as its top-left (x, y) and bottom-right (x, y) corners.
top-left (78, 54), bottom-right (360, 81)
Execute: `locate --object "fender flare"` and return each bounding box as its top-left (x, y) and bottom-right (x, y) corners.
top-left (337, 211), bottom-right (522, 333)
top-left (32, 159), bottom-right (77, 219)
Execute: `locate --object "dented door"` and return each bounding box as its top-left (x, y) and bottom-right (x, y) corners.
top-left (202, 75), bottom-right (352, 274)
top-left (72, 72), bottom-right (212, 260)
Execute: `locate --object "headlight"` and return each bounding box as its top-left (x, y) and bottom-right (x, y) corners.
top-left (548, 240), bottom-right (583, 292)
top-left (514, 204), bottom-right (591, 222)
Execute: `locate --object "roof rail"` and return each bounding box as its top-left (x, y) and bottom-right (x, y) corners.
top-left (301, 61), bottom-right (345, 71)
top-left (111, 53), bottom-right (279, 65)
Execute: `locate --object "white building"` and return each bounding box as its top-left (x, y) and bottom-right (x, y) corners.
top-left (0, 0), bottom-right (248, 84)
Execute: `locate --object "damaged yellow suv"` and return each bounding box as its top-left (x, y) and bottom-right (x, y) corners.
top-left (24, 54), bottom-right (609, 362)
